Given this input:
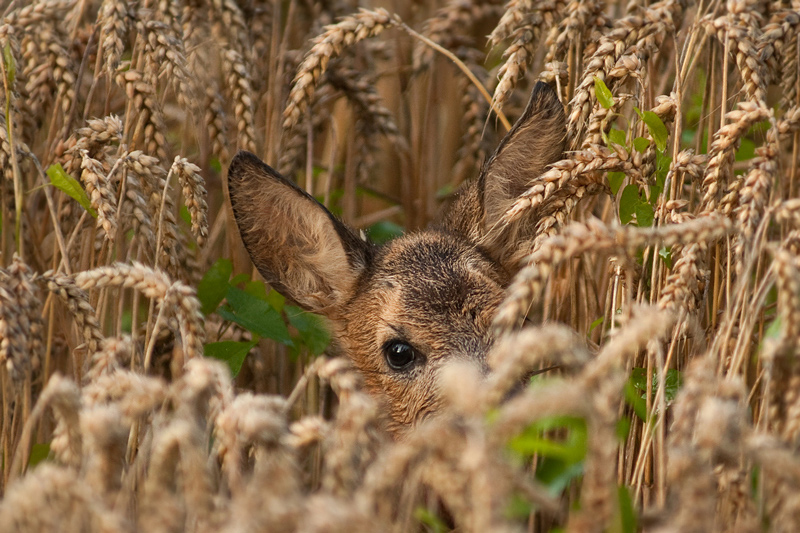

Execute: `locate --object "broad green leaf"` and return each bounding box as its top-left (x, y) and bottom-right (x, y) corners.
top-left (243, 280), bottom-right (270, 301)
top-left (630, 368), bottom-right (648, 396)
top-left (266, 289), bottom-right (285, 313)
top-left (3, 43), bottom-right (15, 84)
top-left (46, 163), bottom-right (97, 217)
top-left (608, 128), bottom-right (627, 147)
top-left (641, 111), bottom-right (669, 151)
top-left (220, 287), bottom-right (293, 345)
top-left (664, 369), bottom-right (684, 402)
top-left (286, 305), bottom-right (331, 355)
top-left (204, 340), bottom-right (257, 377)
top-left (619, 185), bottom-right (639, 225)
top-left (608, 172), bottom-right (625, 195)
top-left (594, 77), bottom-right (614, 109)
top-left (368, 220), bottom-right (404, 244)
top-left (624, 381), bottom-right (648, 421)
top-left (631, 368), bottom-right (684, 403)
top-left (648, 183), bottom-right (663, 206)
top-left (588, 316), bottom-right (604, 333)
top-left (735, 138), bottom-right (756, 162)
top-left (633, 137), bottom-right (650, 153)
top-left (509, 433), bottom-right (584, 461)
top-left (229, 273), bottom-right (250, 287)
top-left (508, 416), bottom-right (588, 463)
top-left (536, 458), bottom-right (585, 495)
top-left (197, 258), bottom-right (232, 315)
top-left (635, 201), bottom-right (654, 227)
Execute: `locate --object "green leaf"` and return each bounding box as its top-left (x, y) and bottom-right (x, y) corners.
top-left (619, 185), bottom-right (639, 225)
top-left (435, 183), bottom-right (455, 198)
top-left (664, 369), bottom-right (684, 402)
top-left (656, 151), bottom-right (671, 185)
top-left (635, 201), bottom-right (654, 227)
top-left (594, 77), bottom-right (614, 109)
top-left (504, 492), bottom-right (534, 519)
top-left (209, 156), bottom-right (222, 174)
top-left (633, 137), bottom-right (650, 153)
top-left (630, 367), bottom-right (648, 392)
top-left (368, 220), bottom-right (404, 244)
top-left (3, 43), bottom-right (15, 84)
top-left (204, 340), bottom-right (257, 378)
top-left (286, 305), bottom-right (331, 355)
top-left (641, 111), bottom-right (669, 151)
top-left (197, 259), bottom-right (232, 315)
top-left (243, 280), bottom-right (270, 301)
top-left (588, 316), bottom-right (605, 334)
top-left (631, 368), bottom-right (684, 403)
top-left (750, 465), bottom-right (760, 497)
top-left (658, 246), bottom-right (673, 269)
top-left (414, 508), bottom-right (448, 533)
top-left (229, 273), bottom-right (250, 287)
top-left (735, 138), bottom-right (756, 163)
top-left (765, 317), bottom-right (782, 340)
top-left (28, 443), bottom-right (50, 466)
top-left (508, 416), bottom-right (588, 464)
top-left (121, 310), bottom-right (132, 333)
top-left (179, 204), bottom-right (191, 225)
top-left (616, 417), bottom-right (631, 441)
top-left (220, 287), bottom-right (293, 345)
top-left (624, 381), bottom-right (648, 421)
top-left (607, 172), bottom-right (625, 196)
top-left (608, 128), bottom-right (627, 147)
top-left (266, 289), bottom-right (285, 313)
top-left (648, 184), bottom-right (663, 206)
top-left (46, 163), bottom-right (97, 217)
top-left (612, 486), bottom-right (638, 533)
top-left (536, 458), bottom-right (585, 495)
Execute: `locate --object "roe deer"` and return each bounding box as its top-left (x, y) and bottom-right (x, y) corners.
top-left (227, 82), bottom-right (566, 435)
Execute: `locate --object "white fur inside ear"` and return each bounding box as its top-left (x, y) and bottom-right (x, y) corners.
top-left (360, 229), bottom-right (367, 242)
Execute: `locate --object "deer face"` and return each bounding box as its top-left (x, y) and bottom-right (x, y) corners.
top-left (336, 232), bottom-right (508, 433)
top-left (227, 82), bottom-right (566, 435)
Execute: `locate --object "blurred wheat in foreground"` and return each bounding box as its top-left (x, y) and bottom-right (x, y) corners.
top-left (1, 0), bottom-right (800, 531)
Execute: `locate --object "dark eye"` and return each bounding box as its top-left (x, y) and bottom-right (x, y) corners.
top-left (383, 340), bottom-right (417, 371)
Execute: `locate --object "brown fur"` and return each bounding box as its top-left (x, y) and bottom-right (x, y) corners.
top-left (228, 82), bottom-right (566, 435)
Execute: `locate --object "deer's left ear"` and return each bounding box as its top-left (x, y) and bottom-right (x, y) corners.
top-left (436, 82), bottom-right (566, 271)
top-left (480, 82), bottom-right (566, 235)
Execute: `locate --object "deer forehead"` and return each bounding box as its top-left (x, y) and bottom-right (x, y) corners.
top-left (348, 232), bottom-right (506, 347)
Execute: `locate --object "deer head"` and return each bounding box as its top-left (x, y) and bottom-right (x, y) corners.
top-left (227, 82), bottom-right (566, 435)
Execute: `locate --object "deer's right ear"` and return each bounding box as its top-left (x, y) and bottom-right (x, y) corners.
top-left (227, 151), bottom-right (372, 315)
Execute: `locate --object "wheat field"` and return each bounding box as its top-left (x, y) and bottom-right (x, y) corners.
top-left (0, 0), bottom-right (799, 531)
